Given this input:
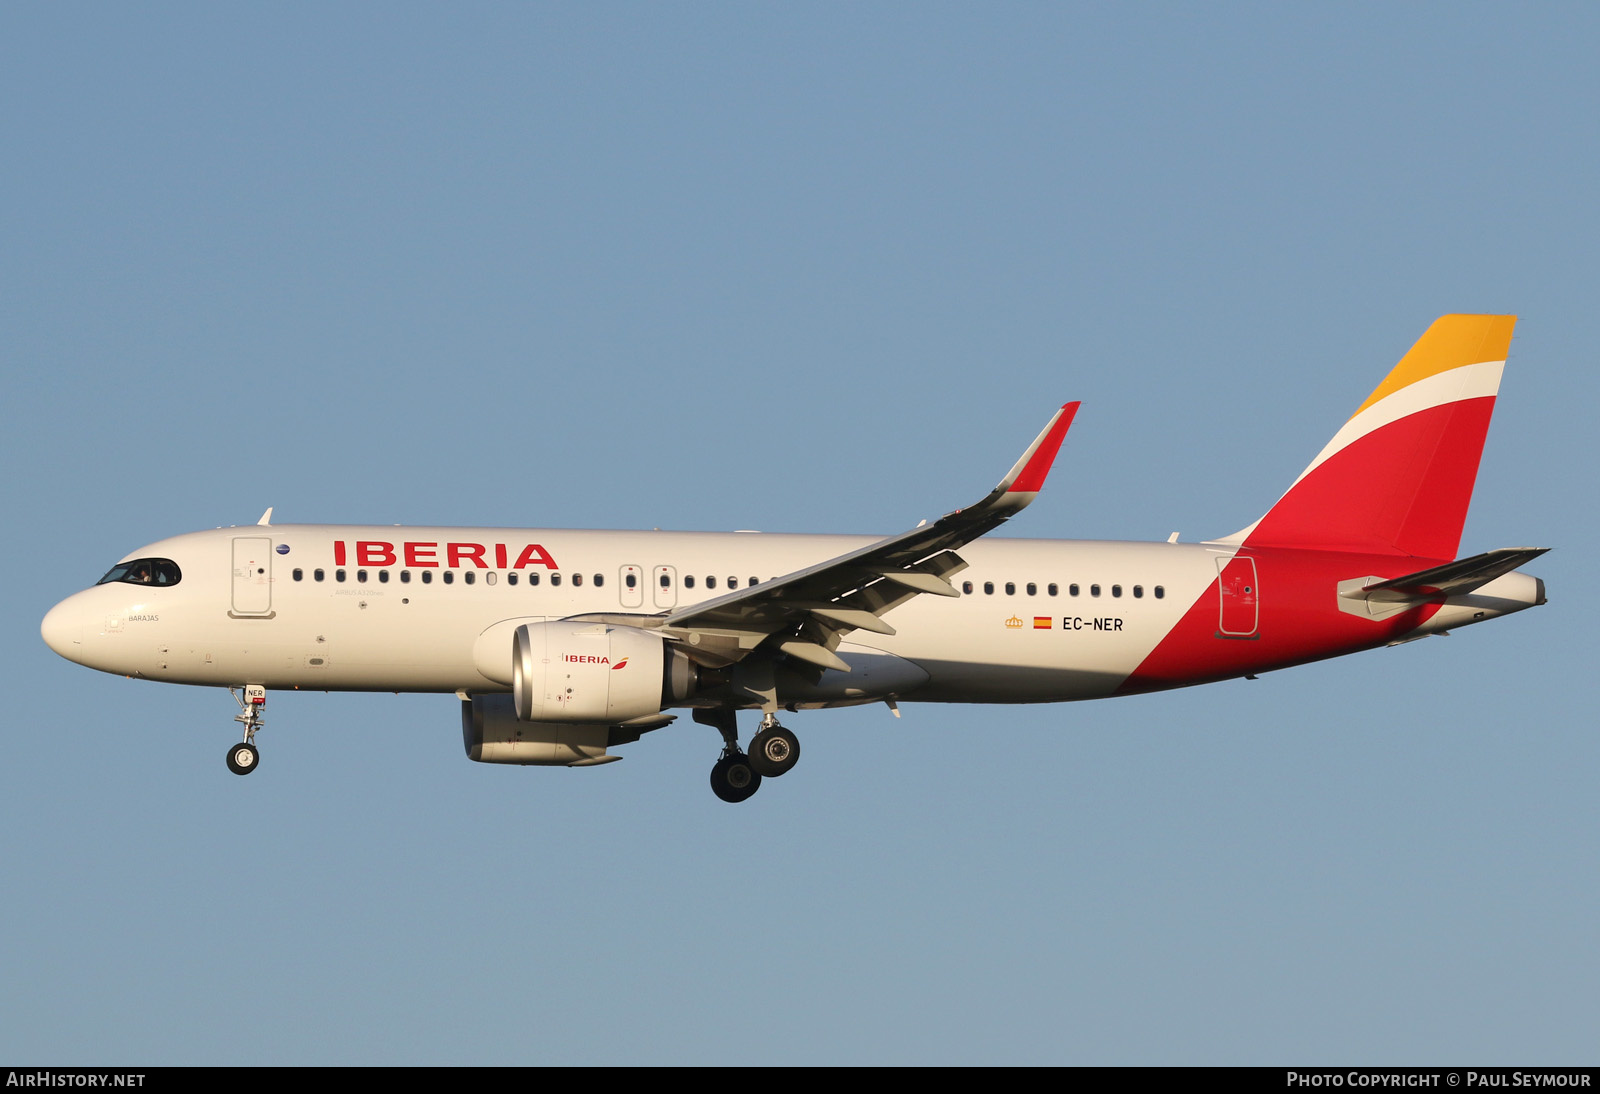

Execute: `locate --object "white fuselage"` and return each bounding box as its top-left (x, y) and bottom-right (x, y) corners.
top-left (42, 522), bottom-right (1546, 715)
top-left (42, 524), bottom-right (1228, 704)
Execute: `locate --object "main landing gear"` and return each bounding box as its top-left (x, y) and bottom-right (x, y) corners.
top-left (749, 716), bottom-right (800, 778)
top-left (699, 710), bottom-right (801, 803)
top-left (226, 685), bottom-right (266, 776)
top-left (710, 750), bottom-right (760, 804)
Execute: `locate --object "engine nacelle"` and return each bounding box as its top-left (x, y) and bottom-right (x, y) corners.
top-left (462, 693), bottom-right (618, 766)
top-left (512, 621), bottom-right (695, 724)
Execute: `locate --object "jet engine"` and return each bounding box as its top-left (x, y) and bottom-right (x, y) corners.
top-left (461, 693), bottom-right (615, 765)
top-left (461, 692), bottom-right (682, 766)
top-left (462, 622), bottom-right (700, 765)
top-left (512, 621), bottom-right (697, 724)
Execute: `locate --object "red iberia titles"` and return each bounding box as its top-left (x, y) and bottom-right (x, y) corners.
top-left (332, 540), bottom-right (559, 570)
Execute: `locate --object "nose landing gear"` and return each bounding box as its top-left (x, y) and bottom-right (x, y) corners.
top-left (227, 685), bottom-right (266, 776)
top-left (226, 741), bottom-right (259, 775)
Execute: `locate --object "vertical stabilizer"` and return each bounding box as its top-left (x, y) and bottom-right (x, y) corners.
top-left (1221, 314), bottom-right (1515, 559)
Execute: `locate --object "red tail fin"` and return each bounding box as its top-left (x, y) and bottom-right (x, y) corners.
top-left (1222, 315), bottom-right (1516, 560)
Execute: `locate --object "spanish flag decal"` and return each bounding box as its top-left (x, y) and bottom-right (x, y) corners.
top-left (1033, 617), bottom-right (1052, 630)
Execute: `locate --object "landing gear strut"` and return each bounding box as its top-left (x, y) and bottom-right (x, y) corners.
top-left (695, 708), bottom-right (802, 802)
top-left (227, 685), bottom-right (266, 776)
top-left (696, 707), bottom-right (760, 803)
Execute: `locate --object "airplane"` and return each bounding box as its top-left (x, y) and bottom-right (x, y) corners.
top-left (40, 314), bottom-right (1547, 802)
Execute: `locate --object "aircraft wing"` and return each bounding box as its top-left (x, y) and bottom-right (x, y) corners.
top-left (658, 403), bottom-right (1079, 670)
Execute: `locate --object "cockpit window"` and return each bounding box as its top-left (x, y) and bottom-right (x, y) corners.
top-left (97, 558), bottom-right (182, 587)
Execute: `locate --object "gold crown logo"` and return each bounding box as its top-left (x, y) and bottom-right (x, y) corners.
top-left (1004, 615), bottom-right (1024, 629)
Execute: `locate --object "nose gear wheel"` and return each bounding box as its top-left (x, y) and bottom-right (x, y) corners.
top-left (226, 741), bottom-right (260, 775)
top-left (227, 686), bottom-right (266, 776)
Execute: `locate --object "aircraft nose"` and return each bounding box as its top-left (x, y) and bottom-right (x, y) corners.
top-left (41, 598), bottom-right (86, 663)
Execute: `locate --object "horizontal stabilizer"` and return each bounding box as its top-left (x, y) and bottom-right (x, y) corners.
top-left (1349, 547), bottom-right (1550, 605)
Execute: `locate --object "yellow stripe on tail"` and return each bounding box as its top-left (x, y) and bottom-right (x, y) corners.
top-left (1348, 314), bottom-right (1515, 421)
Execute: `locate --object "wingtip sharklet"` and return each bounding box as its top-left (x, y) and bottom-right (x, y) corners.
top-left (1003, 401), bottom-right (1080, 495)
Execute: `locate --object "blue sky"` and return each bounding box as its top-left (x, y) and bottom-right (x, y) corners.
top-left (3, 3), bottom-right (1595, 1064)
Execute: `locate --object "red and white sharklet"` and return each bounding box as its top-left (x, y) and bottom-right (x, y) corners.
top-left (39, 316), bottom-right (1547, 799)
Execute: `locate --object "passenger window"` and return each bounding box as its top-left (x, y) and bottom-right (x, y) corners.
top-left (660, 574), bottom-right (670, 588)
top-left (595, 574), bottom-right (604, 587)
top-left (572, 573), bottom-right (583, 587)
top-left (551, 573), bottom-right (562, 587)
top-left (1155, 586), bottom-right (1165, 599)
top-left (378, 570), bottom-right (389, 583)
top-left (1091, 584), bottom-right (1101, 597)
top-left (357, 570), bottom-right (368, 584)
top-left (963, 581), bottom-right (973, 594)
top-left (727, 576), bottom-right (736, 589)
top-left (1069, 583), bottom-right (1079, 596)
top-left (443, 572), bottom-right (454, 585)
top-left (485, 572), bottom-right (496, 586)
top-left (529, 573), bottom-right (540, 586)
top-left (421, 571), bottom-right (432, 584)
top-left (293, 568), bottom-right (303, 581)
top-left (1048, 583), bottom-right (1057, 597)
top-left (1005, 582), bottom-right (1015, 595)
top-left (685, 575), bottom-right (696, 589)
top-left (1026, 583), bottom-right (1036, 596)
top-left (314, 569), bottom-right (325, 582)
top-left (1133, 585), bottom-right (1143, 598)
top-left (984, 582), bottom-right (994, 595)
top-left (1112, 584), bottom-right (1121, 597)
top-left (336, 569), bottom-right (346, 582)
top-left (626, 574), bottom-right (637, 589)
top-left (749, 577), bottom-right (758, 587)
top-left (507, 573), bottom-right (517, 586)
top-left (707, 576), bottom-right (717, 589)
top-left (401, 571), bottom-right (411, 584)
top-left (464, 571), bottom-right (476, 586)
